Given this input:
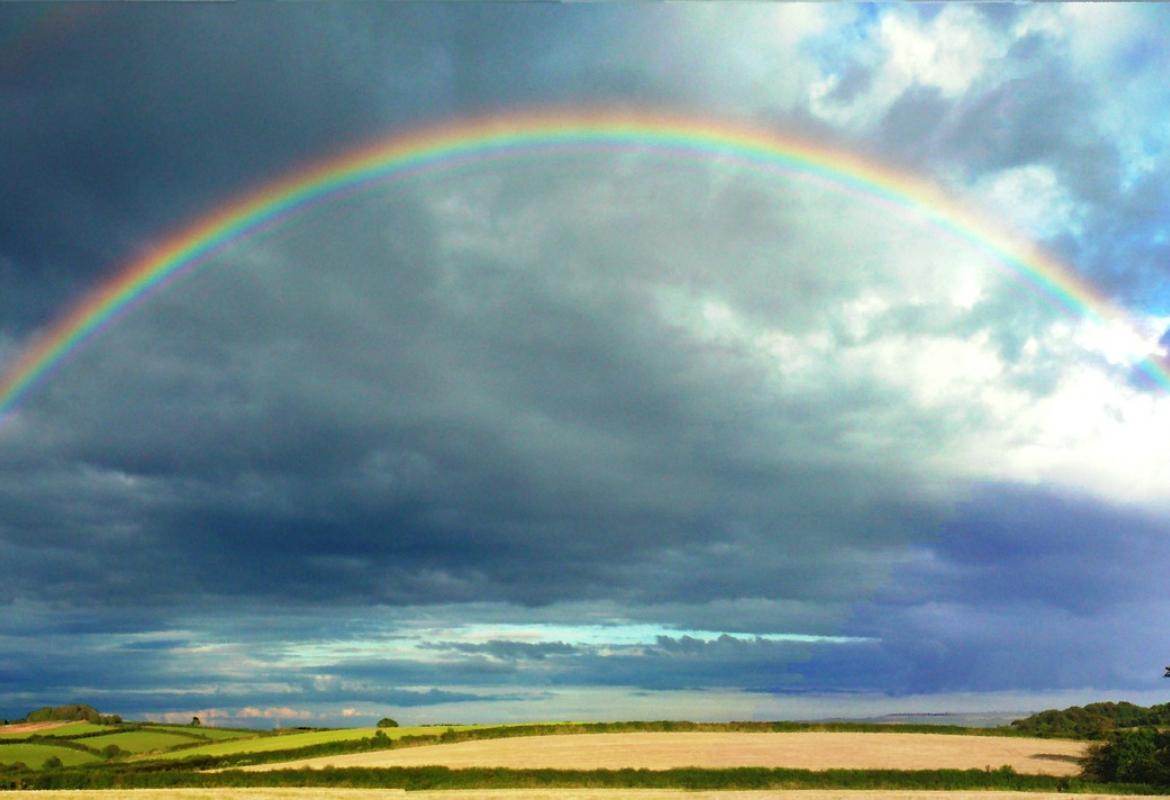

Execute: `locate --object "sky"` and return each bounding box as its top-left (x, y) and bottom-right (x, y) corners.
top-left (2, 3), bottom-right (1170, 728)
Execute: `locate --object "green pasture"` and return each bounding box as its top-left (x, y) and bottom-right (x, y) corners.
top-left (83, 730), bottom-right (205, 754)
top-left (140, 724), bottom-right (258, 741)
top-left (0, 742), bottom-right (100, 770)
top-left (0, 722), bottom-right (107, 739)
top-left (141, 724), bottom-right (485, 762)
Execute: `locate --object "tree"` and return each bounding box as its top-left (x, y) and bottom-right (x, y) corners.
top-left (41, 756), bottom-right (62, 770)
top-left (190, 716), bottom-right (201, 727)
top-left (376, 717), bottom-right (399, 728)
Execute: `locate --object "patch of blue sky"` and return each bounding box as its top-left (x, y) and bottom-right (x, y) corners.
top-left (277, 623), bottom-right (874, 668)
top-left (1110, 10), bottom-right (1170, 74)
top-left (424, 623), bottom-right (873, 647)
top-left (797, 5), bottom-right (880, 72)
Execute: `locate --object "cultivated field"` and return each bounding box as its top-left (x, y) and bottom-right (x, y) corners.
top-left (1, 790), bottom-right (1166, 800)
top-left (82, 729), bottom-right (206, 754)
top-left (141, 724), bottom-right (488, 762)
top-left (0, 721), bottom-right (101, 737)
top-left (0, 742), bottom-right (100, 768)
top-left (242, 731), bottom-right (1089, 776)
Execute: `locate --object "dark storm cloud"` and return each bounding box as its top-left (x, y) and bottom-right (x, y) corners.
top-left (421, 640), bottom-right (580, 660)
top-left (298, 635), bottom-right (830, 694)
top-left (799, 486), bottom-right (1170, 694)
top-left (1, 159), bottom-right (946, 617)
top-left (538, 636), bottom-right (819, 693)
top-left (0, 3), bottom-right (634, 330)
top-left (924, 487), bottom-right (1170, 611)
top-left (14, 627), bottom-right (812, 721)
top-left (315, 631), bottom-right (833, 692)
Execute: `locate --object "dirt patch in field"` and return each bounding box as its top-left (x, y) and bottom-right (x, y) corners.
top-left (241, 731), bottom-right (1089, 776)
top-left (0, 791), bottom-right (1163, 800)
top-left (0, 720), bottom-right (72, 734)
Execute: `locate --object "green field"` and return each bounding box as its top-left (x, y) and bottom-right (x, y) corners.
top-left (140, 725), bottom-right (486, 762)
top-left (0, 742), bottom-right (100, 769)
top-left (140, 724), bottom-right (257, 741)
top-left (82, 730), bottom-right (205, 754)
top-left (0, 723), bottom-right (107, 739)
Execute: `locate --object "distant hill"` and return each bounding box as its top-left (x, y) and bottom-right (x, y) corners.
top-left (1010, 701), bottom-right (1170, 739)
top-left (23, 704), bottom-right (121, 725)
top-left (828, 711), bottom-right (1026, 728)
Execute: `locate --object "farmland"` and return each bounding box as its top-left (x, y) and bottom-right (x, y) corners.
top-left (0, 720), bottom-right (260, 771)
top-left (139, 724), bottom-right (493, 762)
top-left (142, 725), bottom-right (257, 741)
top-left (0, 712), bottom-right (1165, 795)
top-left (0, 722), bottom-right (104, 738)
top-left (0, 742), bottom-right (101, 768)
top-left (241, 731), bottom-right (1089, 776)
top-left (82, 729), bottom-right (207, 754)
top-left (0, 718), bottom-right (510, 773)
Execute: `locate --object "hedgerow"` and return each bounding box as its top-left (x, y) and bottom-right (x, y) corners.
top-left (8, 763), bottom-right (1166, 793)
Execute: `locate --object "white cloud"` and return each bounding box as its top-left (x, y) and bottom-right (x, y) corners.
top-left (148, 706), bottom-right (313, 725)
top-left (880, 7), bottom-right (998, 98)
top-left (236, 706), bottom-right (313, 720)
top-left (811, 6), bottom-right (1008, 131)
top-left (970, 165), bottom-right (1084, 241)
top-left (991, 363), bottom-right (1170, 505)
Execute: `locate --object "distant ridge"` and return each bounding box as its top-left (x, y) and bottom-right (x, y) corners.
top-left (1010, 701), bottom-right (1170, 739)
top-left (821, 711), bottom-right (1026, 728)
top-left (23, 704), bottom-right (121, 725)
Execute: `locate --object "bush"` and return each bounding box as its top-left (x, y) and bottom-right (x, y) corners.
top-left (1081, 728), bottom-right (1170, 784)
top-left (376, 718), bottom-right (399, 728)
top-left (41, 756), bottom-right (63, 770)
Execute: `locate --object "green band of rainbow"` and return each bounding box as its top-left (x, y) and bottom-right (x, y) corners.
top-left (2, 110), bottom-right (1167, 426)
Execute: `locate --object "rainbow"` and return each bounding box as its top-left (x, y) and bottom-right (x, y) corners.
top-left (2, 109), bottom-right (1168, 426)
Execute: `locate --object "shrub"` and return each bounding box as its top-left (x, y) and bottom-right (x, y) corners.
top-left (1081, 728), bottom-right (1170, 785)
top-left (41, 756), bottom-right (63, 770)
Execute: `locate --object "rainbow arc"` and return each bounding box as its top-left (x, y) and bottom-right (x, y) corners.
top-left (2, 110), bottom-right (1167, 427)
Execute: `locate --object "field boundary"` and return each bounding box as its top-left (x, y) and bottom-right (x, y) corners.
top-left (8, 763), bottom-right (1170, 793)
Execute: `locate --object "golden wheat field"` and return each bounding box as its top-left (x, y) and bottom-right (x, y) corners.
top-left (239, 732), bottom-right (1087, 776)
top-left (2, 790), bottom-right (1166, 800)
